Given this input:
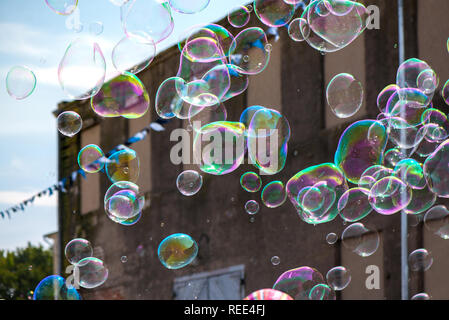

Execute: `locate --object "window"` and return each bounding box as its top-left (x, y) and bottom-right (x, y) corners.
top-left (173, 265), bottom-right (245, 300)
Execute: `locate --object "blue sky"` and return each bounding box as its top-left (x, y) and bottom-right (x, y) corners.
top-left (0, 0), bottom-right (251, 251)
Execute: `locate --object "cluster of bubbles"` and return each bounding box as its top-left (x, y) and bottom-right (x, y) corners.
top-left (29, 0), bottom-right (449, 298)
top-left (64, 238), bottom-right (109, 289)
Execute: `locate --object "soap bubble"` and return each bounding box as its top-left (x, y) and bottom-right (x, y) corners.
top-left (245, 200), bottom-right (260, 215)
top-left (57, 111), bottom-right (82, 137)
top-left (240, 172), bottom-right (262, 192)
top-left (273, 266), bottom-right (325, 300)
top-left (338, 187), bottom-right (372, 222)
top-left (309, 284), bottom-right (336, 300)
top-left (288, 18), bottom-right (310, 42)
top-left (176, 170), bottom-right (203, 196)
top-left (65, 238), bottom-right (93, 265)
top-left (244, 289), bottom-right (293, 300)
top-left (271, 256), bottom-right (280, 265)
top-left (411, 293), bottom-right (430, 300)
top-left (341, 223), bottom-right (379, 257)
top-left (33, 275), bottom-right (81, 300)
top-left (104, 181), bottom-right (144, 223)
top-left (91, 72), bottom-right (150, 119)
top-left (326, 232), bottom-right (338, 244)
top-left (424, 205), bottom-right (449, 239)
top-left (76, 257), bottom-right (109, 289)
top-left (106, 148), bottom-right (140, 183)
top-left (326, 73), bottom-right (363, 118)
top-left (121, 0), bottom-right (174, 44)
top-left (408, 248), bottom-right (433, 272)
top-left (112, 36), bottom-right (156, 74)
top-left (158, 233), bottom-right (198, 269)
top-left (78, 144), bottom-right (105, 173)
top-left (6, 66), bottom-right (36, 100)
top-left (368, 176), bottom-right (412, 215)
top-left (228, 6), bottom-right (251, 28)
top-left (58, 38), bottom-right (106, 100)
top-left (261, 181), bottom-right (287, 208)
top-left (254, 0), bottom-right (295, 27)
top-left (326, 266), bottom-right (351, 290)
top-left (168, 0), bottom-right (210, 14)
top-left (45, 0), bottom-right (78, 15)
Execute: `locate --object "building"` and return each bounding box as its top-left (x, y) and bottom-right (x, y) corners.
top-left (55, 0), bottom-right (449, 300)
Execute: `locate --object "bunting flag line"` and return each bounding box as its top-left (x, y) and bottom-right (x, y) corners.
top-left (0, 119), bottom-right (168, 220)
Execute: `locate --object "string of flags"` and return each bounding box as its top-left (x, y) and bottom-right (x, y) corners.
top-left (0, 118), bottom-right (168, 220)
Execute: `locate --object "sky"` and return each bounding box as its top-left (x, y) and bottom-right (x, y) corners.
top-left (0, 0), bottom-right (252, 251)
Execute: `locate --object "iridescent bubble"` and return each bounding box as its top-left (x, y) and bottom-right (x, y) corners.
top-left (121, 256), bottom-right (128, 263)
top-left (423, 139), bottom-right (449, 197)
top-left (176, 170), bottom-right (203, 196)
top-left (104, 181), bottom-right (144, 223)
top-left (358, 165), bottom-right (393, 190)
top-left (6, 66), bottom-right (36, 100)
top-left (33, 275), bottom-right (81, 300)
top-left (106, 148), bottom-right (140, 183)
top-left (271, 256), bottom-right (280, 265)
top-left (369, 176), bottom-right (412, 215)
top-left (411, 293), bottom-right (430, 300)
top-left (424, 205), bottom-right (449, 239)
top-left (404, 186), bottom-right (436, 215)
top-left (57, 111), bottom-right (82, 137)
top-left (158, 233), bottom-right (198, 269)
top-left (288, 18), bottom-right (310, 42)
top-left (326, 73), bottom-right (363, 118)
top-left (76, 257), bottom-right (109, 289)
top-left (442, 79), bottom-right (449, 105)
top-left (300, 0), bottom-right (369, 53)
top-left (384, 147), bottom-right (406, 168)
top-left (396, 58), bottom-right (437, 95)
top-left (89, 21), bottom-right (104, 36)
top-left (393, 159), bottom-right (426, 190)
top-left (334, 120), bottom-right (388, 184)
top-left (168, 0), bottom-right (210, 14)
top-left (244, 289), bottom-right (293, 300)
top-left (229, 27), bottom-right (271, 75)
top-left (254, 0), bottom-right (295, 27)
top-left (421, 108), bottom-right (449, 142)
top-left (287, 163), bottom-right (348, 225)
top-left (341, 223), bottom-right (379, 257)
top-left (326, 266), bottom-right (351, 290)
top-left (240, 172), bottom-right (262, 192)
top-left (65, 238), bottom-right (93, 265)
top-left (45, 0), bottom-right (78, 15)
top-left (326, 232), bottom-right (338, 244)
top-left (309, 284), bottom-right (335, 300)
top-left (155, 77), bottom-right (190, 119)
top-left (112, 36), bottom-right (156, 74)
top-left (77, 144), bottom-right (105, 173)
top-left (260, 181), bottom-right (286, 208)
top-left (228, 6), bottom-right (251, 28)
top-left (408, 248), bottom-right (433, 272)
top-left (193, 121), bottom-right (246, 175)
top-left (377, 84), bottom-right (399, 114)
top-left (58, 38), bottom-right (106, 100)
top-left (272, 266), bottom-right (325, 300)
top-left (247, 107), bottom-right (291, 175)
top-left (245, 200), bottom-right (260, 215)
top-left (338, 187), bottom-right (372, 222)
top-left (91, 72), bottom-right (150, 119)
top-left (121, 0), bottom-right (174, 44)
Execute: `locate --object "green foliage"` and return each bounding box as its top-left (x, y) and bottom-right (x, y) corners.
top-left (0, 242), bottom-right (53, 300)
